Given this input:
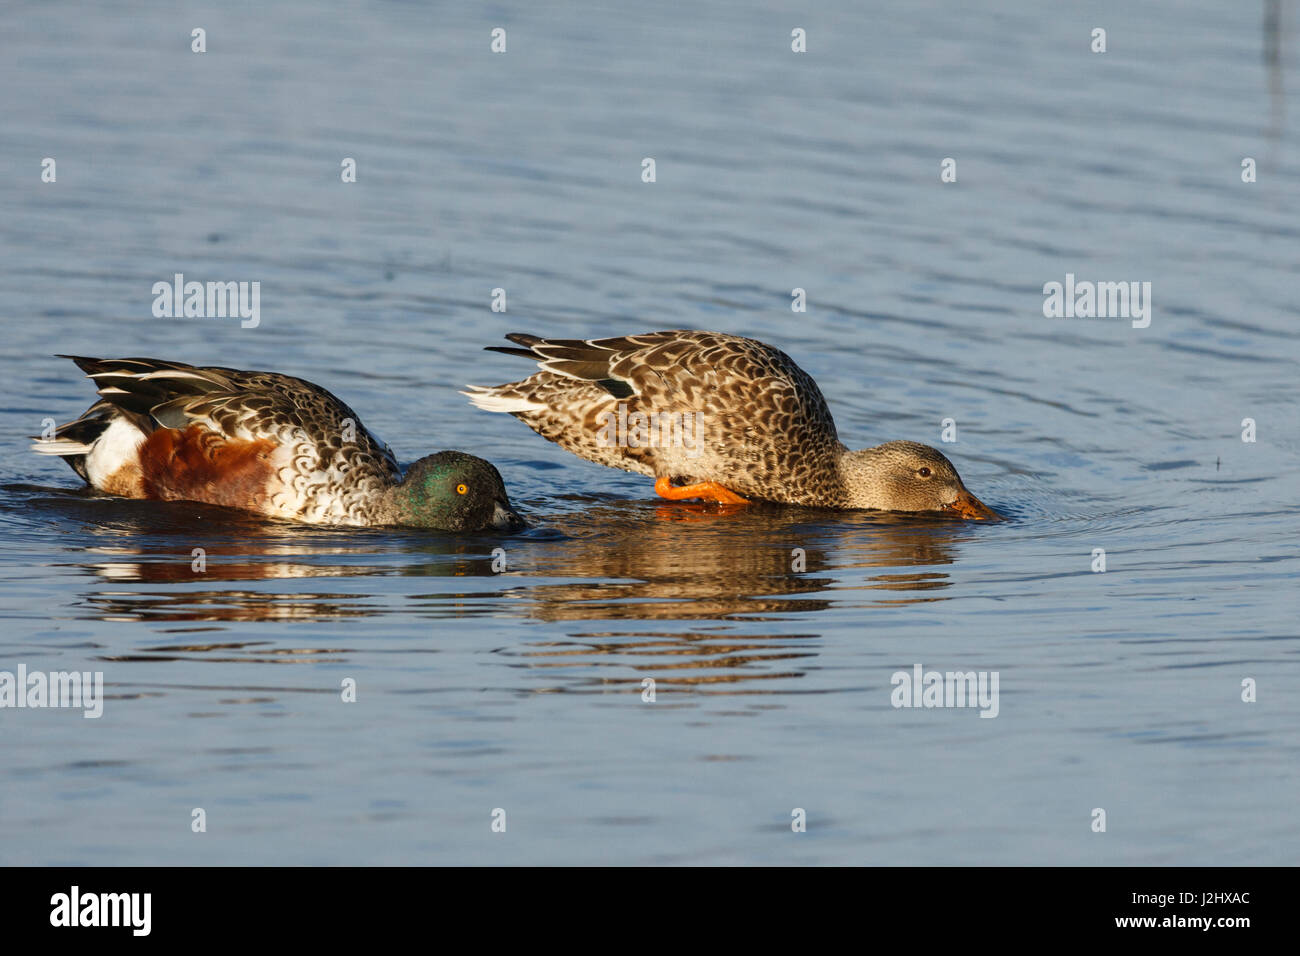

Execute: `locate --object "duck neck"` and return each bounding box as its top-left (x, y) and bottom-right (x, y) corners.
top-left (835, 446), bottom-right (890, 510)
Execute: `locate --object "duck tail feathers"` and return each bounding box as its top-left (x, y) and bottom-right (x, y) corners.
top-left (461, 385), bottom-right (545, 415)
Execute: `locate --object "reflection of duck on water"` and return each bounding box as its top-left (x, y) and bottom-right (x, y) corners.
top-left (503, 501), bottom-right (969, 622)
top-left (46, 496), bottom-right (971, 625)
top-left (13, 495), bottom-right (511, 625)
top-left (16, 483), bottom-right (971, 640)
top-left (491, 504), bottom-right (975, 693)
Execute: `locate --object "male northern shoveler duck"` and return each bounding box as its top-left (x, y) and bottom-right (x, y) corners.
top-left (33, 356), bottom-right (525, 532)
top-left (464, 330), bottom-right (998, 519)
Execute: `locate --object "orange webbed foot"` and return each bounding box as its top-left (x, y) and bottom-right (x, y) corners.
top-left (654, 476), bottom-right (750, 505)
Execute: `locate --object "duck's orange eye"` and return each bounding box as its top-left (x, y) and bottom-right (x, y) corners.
top-left (456, 483), bottom-right (468, 495)
top-left (917, 467), bottom-right (932, 478)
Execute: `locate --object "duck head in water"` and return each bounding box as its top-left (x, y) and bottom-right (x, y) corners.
top-left (384, 451), bottom-right (525, 531)
top-left (838, 441), bottom-right (1000, 519)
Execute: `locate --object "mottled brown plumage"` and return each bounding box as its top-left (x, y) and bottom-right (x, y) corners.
top-left (33, 356), bottom-right (525, 531)
top-left (465, 330), bottom-right (998, 517)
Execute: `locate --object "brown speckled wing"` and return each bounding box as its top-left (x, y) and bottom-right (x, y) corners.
top-left (170, 367), bottom-right (402, 522)
top-left (183, 368), bottom-right (397, 469)
top-left (483, 331), bottom-right (850, 505)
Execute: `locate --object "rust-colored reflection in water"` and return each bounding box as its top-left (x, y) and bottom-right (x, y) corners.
top-left (47, 494), bottom-right (976, 629)
top-left (503, 501), bottom-right (969, 622)
top-left (30, 490), bottom-right (980, 690)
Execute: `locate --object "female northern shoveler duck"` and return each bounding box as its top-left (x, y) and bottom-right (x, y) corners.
top-left (33, 356), bottom-right (525, 532)
top-left (464, 330), bottom-right (998, 519)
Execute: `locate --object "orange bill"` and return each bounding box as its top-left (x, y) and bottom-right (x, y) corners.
top-left (945, 489), bottom-right (1001, 521)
